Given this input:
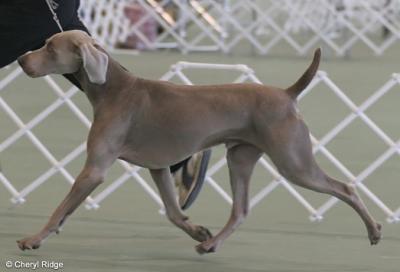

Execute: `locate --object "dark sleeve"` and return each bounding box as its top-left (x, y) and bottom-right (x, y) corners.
top-left (0, 0), bottom-right (87, 68)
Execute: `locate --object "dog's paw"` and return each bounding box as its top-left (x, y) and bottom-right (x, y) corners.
top-left (195, 241), bottom-right (217, 255)
top-left (369, 222), bottom-right (382, 246)
top-left (193, 226), bottom-right (213, 242)
top-left (17, 236), bottom-right (42, 251)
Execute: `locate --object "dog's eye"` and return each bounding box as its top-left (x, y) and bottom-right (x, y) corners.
top-left (46, 44), bottom-right (57, 60)
top-left (47, 43), bottom-right (55, 53)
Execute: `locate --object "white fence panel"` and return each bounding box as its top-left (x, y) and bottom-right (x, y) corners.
top-left (80, 0), bottom-right (400, 56)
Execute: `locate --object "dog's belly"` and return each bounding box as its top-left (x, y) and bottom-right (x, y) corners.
top-left (119, 125), bottom-right (249, 169)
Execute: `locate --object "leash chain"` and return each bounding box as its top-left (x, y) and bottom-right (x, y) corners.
top-left (45, 0), bottom-right (64, 32)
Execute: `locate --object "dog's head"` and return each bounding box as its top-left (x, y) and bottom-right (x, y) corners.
top-left (18, 30), bottom-right (109, 84)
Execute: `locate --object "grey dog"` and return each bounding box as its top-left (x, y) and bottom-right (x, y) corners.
top-left (16, 30), bottom-right (381, 254)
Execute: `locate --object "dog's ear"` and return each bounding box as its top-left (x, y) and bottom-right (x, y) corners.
top-left (79, 43), bottom-right (109, 84)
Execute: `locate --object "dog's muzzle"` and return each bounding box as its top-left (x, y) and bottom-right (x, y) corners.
top-left (18, 52), bottom-right (42, 78)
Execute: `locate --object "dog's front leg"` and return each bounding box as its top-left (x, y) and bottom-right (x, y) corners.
top-left (17, 161), bottom-right (109, 250)
top-left (149, 168), bottom-right (213, 243)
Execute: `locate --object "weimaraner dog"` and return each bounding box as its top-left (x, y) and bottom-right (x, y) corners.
top-left (17, 30), bottom-right (381, 254)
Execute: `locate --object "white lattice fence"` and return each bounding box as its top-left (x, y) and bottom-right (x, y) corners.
top-left (80, 0), bottom-right (400, 56)
top-left (302, 72), bottom-right (400, 223)
top-left (1, 61), bottom-right (399, 223)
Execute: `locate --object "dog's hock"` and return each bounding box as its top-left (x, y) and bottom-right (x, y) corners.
top-left (79, 43), bottom-right (109, 84)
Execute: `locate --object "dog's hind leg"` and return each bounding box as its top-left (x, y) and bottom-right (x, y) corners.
top-left (149, 168), bottom-right (213, 243)
top-left (265, 116), bottom-right (382, 245)
top-left (195, 144), bottom-right (262, 254)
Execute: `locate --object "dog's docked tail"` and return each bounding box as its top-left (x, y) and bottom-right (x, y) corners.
top-left (285, 48), bottom-right (321, 99)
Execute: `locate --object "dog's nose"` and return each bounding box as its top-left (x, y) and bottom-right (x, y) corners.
top-left (17, 51), bottom-right (32, 67)
top-left (17, 56), bottom-right (26, 66)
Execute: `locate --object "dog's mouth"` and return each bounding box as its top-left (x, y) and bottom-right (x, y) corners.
top-left (20, 66), bottom-right (42, 78)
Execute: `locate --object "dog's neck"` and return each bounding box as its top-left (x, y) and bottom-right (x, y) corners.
top-left (73, 56), bottom-right (137, 111)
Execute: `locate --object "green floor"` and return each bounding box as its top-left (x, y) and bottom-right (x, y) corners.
top-left (1, 43), bottom-right (400, 271)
